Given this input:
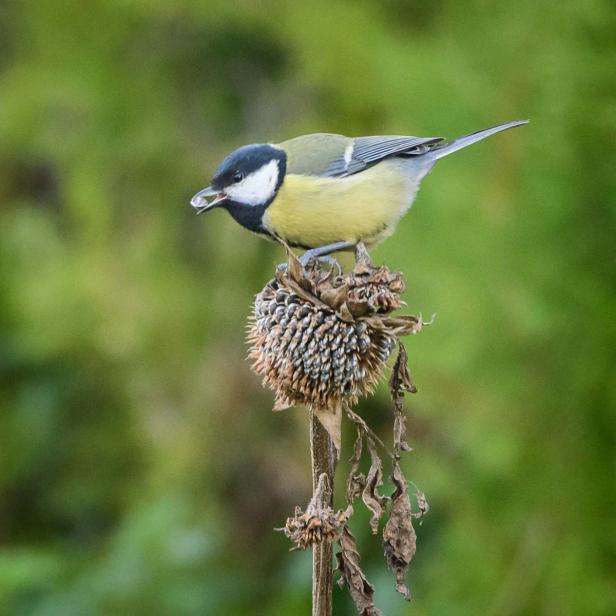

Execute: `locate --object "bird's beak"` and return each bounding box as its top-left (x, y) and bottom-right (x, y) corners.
top-left (190, 186), bottom-right (227, 214)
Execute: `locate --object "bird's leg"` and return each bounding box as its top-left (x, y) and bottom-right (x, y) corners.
top-left (298, 241), bottom-right (355, 268)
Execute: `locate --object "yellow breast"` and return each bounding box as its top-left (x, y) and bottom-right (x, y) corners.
top-left (262, 160), bottom-right (418, 248)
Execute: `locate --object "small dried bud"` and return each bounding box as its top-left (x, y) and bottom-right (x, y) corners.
top-left (277, 474), bottom-right (350, 550)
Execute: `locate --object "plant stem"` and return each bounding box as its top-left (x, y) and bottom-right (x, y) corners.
top-left (310, 410), bottom-right (337, 616)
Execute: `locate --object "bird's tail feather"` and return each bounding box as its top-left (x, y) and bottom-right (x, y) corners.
top-left (425, 120), bottom-right (528, 161)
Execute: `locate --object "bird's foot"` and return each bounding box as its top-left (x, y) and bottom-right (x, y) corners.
top-left (300, 254), bottom-right (342, 275)
top-left (276, 255), bottom-right (342, 276)
top-left (277, 241), bottom-right (354, 277)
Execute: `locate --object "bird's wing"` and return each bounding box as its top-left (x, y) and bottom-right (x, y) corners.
top-left (277, 133), bottom-right (446, 178)
top-left (277, 134), bottom-right (353, 177)
top-left (337, 135), bottom-right (445, 176)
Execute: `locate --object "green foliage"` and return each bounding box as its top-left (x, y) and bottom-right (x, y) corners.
top-left (1, 1), bottom-right (614, 614)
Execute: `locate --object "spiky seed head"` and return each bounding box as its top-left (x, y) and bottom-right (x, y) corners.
top-left (248, 255), bottom-right (422, 412)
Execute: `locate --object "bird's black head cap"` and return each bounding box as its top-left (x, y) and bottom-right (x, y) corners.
top-left (210, 144), bottom-right (287, 197)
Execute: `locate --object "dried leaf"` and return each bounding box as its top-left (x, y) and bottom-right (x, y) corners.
top-left (390, 342), bottom-right (417, 395)
top-left (362, 437), bottom-right (388, 534)
top-left (382, 457), bottom-right (416, 600)
top-left (284, 245), bottom-right (314, 293)
top-left (346, 427), bottom-right (366, 504)
top-left (413, 489), bottom-right (429, 520)
top-left (354, 241), bottom-right (373, 272)
top-left (389, 342), bottom-right (417, 452)
top-left (338, 301), bottom-right (355, 322)
top-left (314, 403), bottom-right (342, 453)
top-left (336, 526), bottom-right (383, 616)
top-left (393, 413), bottom-right (411, 453)
top-left (318, 285), bottom-right (350, 312)
top-left (345, 407), bottom-right (385, 449)
top-left (367, 314), bottom-right (423, 338)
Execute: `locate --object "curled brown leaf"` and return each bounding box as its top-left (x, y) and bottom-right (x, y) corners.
top-left (413, 489), bottom-right (429, 520)
top-left (336, 526), bottom-right (383, 616)
top-left (362, 437), bottom-right (388, 535)
top-left (382, 457), bottom-right (416, 600)
top-left (389, 342), bottom-right (417, 453)
top-left (346, 426), bottom-right (366, 504)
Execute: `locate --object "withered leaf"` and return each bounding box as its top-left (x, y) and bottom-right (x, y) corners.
top-left (354, 241), bottom-right (373, 272)
top-left (314, 402), bottom-right (342, 453)
top-left (338, 301), bottom-right (355, 322)
top-left (390, 342), bottom-right (417, 397)
top-left (345, 407), bottom-right (385, 449)
top-left (367, 314), bottom-right (423, 338)
top-left (389, 342), bottom-right (417, 452)
top-left (284, 245), bottom-right (314, 293)
top-left (412, 488), bottom-right (429, 520)
top-left (382, 457), bottom-right (416, 600)
top-left (362, 437), bottom-right (388, 534)
top-left (318, 285), bottom-right (349, 312)
top-left (336, 526), bottom-right (383, 616)
top-left (346, 427), bottom-right (366, 504)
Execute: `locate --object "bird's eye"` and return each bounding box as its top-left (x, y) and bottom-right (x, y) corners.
top-left (232, 171), bottom-right (243, 184)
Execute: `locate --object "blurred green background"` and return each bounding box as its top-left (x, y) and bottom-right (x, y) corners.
top-left (1, 1), bottom-right (614, 614)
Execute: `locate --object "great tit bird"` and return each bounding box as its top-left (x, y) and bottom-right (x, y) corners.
top-left (190, 120), bottom-right (527, 262)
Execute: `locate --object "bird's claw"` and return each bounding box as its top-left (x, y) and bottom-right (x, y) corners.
top-left (300, 254), bottom-right (341, 273)
top-left (276, 255), bottom-right (342, 277)
top-left (300, 254), bottom-right (342, 276)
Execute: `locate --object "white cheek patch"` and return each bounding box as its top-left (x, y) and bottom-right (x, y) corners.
top-left (226, 160), bottom-right (280, 206)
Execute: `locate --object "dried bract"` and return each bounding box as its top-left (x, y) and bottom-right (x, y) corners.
top-left (277, 473), bottom-right (350, 551)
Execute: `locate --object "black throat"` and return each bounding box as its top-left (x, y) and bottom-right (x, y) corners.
top-left (222, 200), bottom-right (273, 238)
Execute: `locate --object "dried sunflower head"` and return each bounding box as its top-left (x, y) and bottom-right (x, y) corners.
top-left (248, 252), bottom-right (422, 415)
